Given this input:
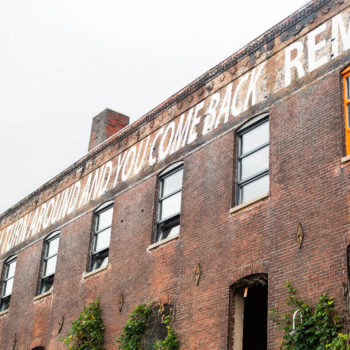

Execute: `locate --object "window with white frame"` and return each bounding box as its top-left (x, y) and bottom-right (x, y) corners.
top-left (39, 232), bottom-right (60, 294)
top-left (237, 115), bottom-right (269, 205)
top-left (155, 162), bottom-right (183, 242)
top-left (0, 256), bottom-right (16, 312)
top-left (90, 202), bottom-right (113, 271)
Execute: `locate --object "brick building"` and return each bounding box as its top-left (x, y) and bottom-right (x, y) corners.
top-left (1, 0), bottom-right (350, 348)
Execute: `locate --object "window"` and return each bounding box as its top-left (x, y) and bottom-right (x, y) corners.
top-left (342, 66), bottom-right (350, 156)
top-left (155, 162), bottom-right (183, 242)
top-left (141, 304), bottom-right (172, 347)
top-left (90, 202), bottom-right (113, 271)
top-left (39, 232), bottom-right (60, 294)
top-left (237, 115), bottom-right (269, 205)
top-left (0, 256), bottom-right (16, 312)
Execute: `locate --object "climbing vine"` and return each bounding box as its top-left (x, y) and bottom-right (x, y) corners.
top-left (155, 315), bottom-right (179, 350)
top-left (116, 302), bottom-right (179, 350)
top-left (61, 299), bottom-right (105, 350)
top-left (270, 281), bottom-right (350, 349)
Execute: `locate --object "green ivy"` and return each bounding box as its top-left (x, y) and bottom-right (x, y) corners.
top-left (270, 281), bottom-right (350, 350)
top-left (116, 302), bottom-right (179, 350)
top-left (155, 316), bottom-right (179, 350)
top-left (61, 299), bottom-right (105, 350)
top-left (116, 303), bottom-right (152, 350)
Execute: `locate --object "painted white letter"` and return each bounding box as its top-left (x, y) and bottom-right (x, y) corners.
top-left (171, 112), bottom-right (192, 154)
top-left (113, 151), bottom-right (128, 188)
top-left (232, 75), bottom-right (249, 117)
top-left (159, 122), bottom-right (175, 161)
top-left (134, 137), bottom-right (150, 175)
top-left (332, 13), bottom-right (350, 58)
top-left (285, 41), bottom-right (305, 87)
top-left (308, 23), bottom-right (328, 72)
top-left (67, 181), bottom-right (81, 215)
top-left (244, 62), bottom-right (266, 111)
top-left (188, 101), bottom-right (205, 144)
top-left (202, 94), bottom-right (220, 135)
top-left (98, 161), bottom-right (113, 196)
top-left (215, 83), bottom-right (233, 128)
top-left (122, 146), bottom-right (136, 181)
top-left (149, 127), bottom-right (164, 166)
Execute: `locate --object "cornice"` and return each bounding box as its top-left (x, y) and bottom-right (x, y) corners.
top-left (0, 0), bottom-right (334, 221)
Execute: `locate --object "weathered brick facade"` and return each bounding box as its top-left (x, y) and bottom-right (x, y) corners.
top-left (1, 0), bottom-right (350, 348)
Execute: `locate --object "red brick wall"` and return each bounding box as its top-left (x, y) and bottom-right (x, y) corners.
top-left (1, 1), bottom-right (350, 349)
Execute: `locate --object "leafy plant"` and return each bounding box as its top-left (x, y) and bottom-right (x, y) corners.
top-left (270, 281), bottom-right (350, 349)
top-left (116, 302), bottom-right (179, 350)
top-left (155, 316), bottom-right (179, 350)
top-left (116, 303), bottom-right (152, 350)
top-left (61, 299), bottom-right (105, 350)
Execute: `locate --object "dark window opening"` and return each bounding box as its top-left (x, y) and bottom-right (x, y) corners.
top-left (141, 304), bottom-right (171, 349)
top-left (228, 274), bottom-right (268, 350)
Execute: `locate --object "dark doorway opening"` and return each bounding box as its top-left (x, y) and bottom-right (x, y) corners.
top-left (228, 273), bottom-right (268, 350)
top-left (242, 283), bottom-right (267, 350)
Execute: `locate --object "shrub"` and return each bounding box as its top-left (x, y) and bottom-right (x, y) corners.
top-left (61, 299), bottom-right (105, 350)
top-left (270, 282), bottom-right (350, 350)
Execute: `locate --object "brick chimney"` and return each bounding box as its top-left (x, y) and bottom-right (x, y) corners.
top-left (88, 108), bottom-right (130, 151)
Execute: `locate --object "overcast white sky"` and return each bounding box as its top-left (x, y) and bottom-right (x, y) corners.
top-left (0, 0), bottom-right (309, 214)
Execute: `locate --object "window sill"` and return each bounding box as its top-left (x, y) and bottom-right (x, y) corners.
top-left (33, 289), bottom-right (53, 302)
top-left (147, 234), bottom-right (179, 251)
top-left (229, 193), bottom-right (269, 214)
top-left (83, 264), bottom-right (109, 279)
top-left (0, 309), bottom-right (8, 317)
top-left (341, 155), bottom-right (350, 164)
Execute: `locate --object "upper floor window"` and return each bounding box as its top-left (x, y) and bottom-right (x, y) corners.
top-left (342, 66), bottom-right (350, 156)
top-left (90, 201), bottom-right (114, 271)
top-left (39, 232), bottom-right (60, 295)
top-left (237, 115), bottom-right (269, 205)
top-left (0, 256), bottom-right (16, 312)
top-left (155, 162), bottom-right (183, 242)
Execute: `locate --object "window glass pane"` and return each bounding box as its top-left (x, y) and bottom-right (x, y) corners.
top-left (44, 256), bottom-right (57, 277)
top-left (160, 192), bottom-right (182, 220)
top-left (0, 297), bottom-right (10, 311)
top-left (4, 278), bottom-right (13, 296)
top-left (162, 169), bottom-right (183, 197)
top-left (241, 122), bottom-right (269, 154)
top-left (240, 146), bottom-right (269, 181)
top-left (97, 207), bottom-right (113, 231)
top-left (347, 103), bottom-right (350, 128)
top-left (156, 216), bottom-right (180, 242)
top-left (7, 261), bottom-right (16, 279)
top-left (92, 254), bottom-right (108, 271)
top-left (167, 225), bottom-right (180, 239)
top-left (241, 175), bottom-right (269, 203)
top-left (347, 76), bottom-right (350, 99)
top-left (40, 275), bottom-right (54, 294)
top-left (47, 237), bottom-right (59, 257)
top-left (94, 228), bottom-right (111, 252)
